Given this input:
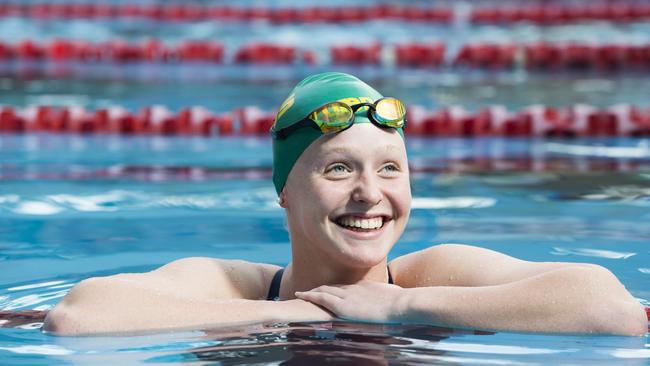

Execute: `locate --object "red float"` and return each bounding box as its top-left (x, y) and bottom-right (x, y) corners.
top-left (331, 44), bottom-right (381, 65)
top-left (395, 43), bottom-right (445, 68)
top-left (586, 111), bottom-right (619, 136)
top-left (17, 40), bottom-right (45, 60)
top-left (235, 44), bottom-right (295, 64)
top-left (454, 44), bottom-right (516, 69)
top-left (525, 43), bottom-right (562, 70)
top-left (270, 8), bottom-right (295, 24)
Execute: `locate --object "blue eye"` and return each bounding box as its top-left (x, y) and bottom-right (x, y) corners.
top-left (330, 164), bottom-right (348, 173)
top-left (381, 164), bottom-right (399, 173)
top-left (326, 164), bottom-right (350, 175)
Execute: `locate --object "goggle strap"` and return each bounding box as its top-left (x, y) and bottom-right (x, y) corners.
top-left (271, 118), bottom-right (321, 139)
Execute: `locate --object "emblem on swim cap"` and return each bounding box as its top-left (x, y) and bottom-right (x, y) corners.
top-left (275, 93), bottom-right (295, 124)
top-left (271, 72), bottom-right (404, 195)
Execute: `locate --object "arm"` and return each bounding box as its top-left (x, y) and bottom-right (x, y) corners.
top-left (44, 257), bottom-right (332, 336)
top-left (296, 244), bottom-right (647, 336)
top-left (398, 265), bottom-right (646, 335)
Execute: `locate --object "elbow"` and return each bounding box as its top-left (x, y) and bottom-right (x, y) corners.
top-left (43, 304), bottom-right (81, 336)
top-left (588, 299), bottom-right (647, 336)
top-left (622, 302), bottom-right (649, 336)
top-left (42, 277), bottom-right (111, 336)
top-left (574, 266), bottom-right (647, 336)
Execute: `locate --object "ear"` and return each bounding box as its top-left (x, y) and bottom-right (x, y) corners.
top-left (278, 190), bottom-right (288, 208)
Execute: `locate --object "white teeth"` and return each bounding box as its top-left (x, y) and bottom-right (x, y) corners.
top-left (337, 217), bottom-right (383, 229)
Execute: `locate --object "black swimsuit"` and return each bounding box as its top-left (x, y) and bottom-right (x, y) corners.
top-left (266, 267), bottom-right (394, 301)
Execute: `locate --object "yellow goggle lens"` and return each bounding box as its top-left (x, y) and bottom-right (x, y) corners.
top-left (310, 102), bottom-right (354, 133)
top-left (373, 98), bottom-right (406, 127)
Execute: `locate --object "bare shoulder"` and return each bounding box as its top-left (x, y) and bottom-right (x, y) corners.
top-left (389, 244), bottom-right (591, 287)
top-left (113, 257), bottom-right (282, 300)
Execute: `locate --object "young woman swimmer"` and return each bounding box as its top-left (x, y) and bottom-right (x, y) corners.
top-left (43, 72), bottom-right (647, 336)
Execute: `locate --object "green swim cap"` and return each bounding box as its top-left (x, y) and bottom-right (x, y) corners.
top-left (271, 72), bottom-right (404, 195)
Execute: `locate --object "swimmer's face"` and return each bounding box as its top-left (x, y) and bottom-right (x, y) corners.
top-left (282, 123), bottom-right (411, 268)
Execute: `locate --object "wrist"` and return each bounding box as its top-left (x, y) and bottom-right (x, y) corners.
top-left (390, 287), bottom-right (415, 323)
top-left (391, 287), bottom-right (441, 324)
top-left (268, 299), bottom-right (334, 323)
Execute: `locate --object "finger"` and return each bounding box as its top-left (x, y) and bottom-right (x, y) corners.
top-left (308, 285), bottom-right (347, 298)
top-left (295, 291), bottom-right (343, 313)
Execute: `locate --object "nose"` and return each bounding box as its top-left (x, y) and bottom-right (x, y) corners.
top-left (351, 170), bottom-right (383, 205)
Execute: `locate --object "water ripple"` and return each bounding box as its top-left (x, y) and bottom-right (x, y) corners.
top-left (544, 142), bottom-right (650, 159)
top-left (1, 290), bottom-right (68, 311)
top-left (12, 201), bottom-right (62, 216)
top-left (1, 280), bottom-right (74, 311)
top-left (412, 197), bottom-right (496, 210)
top-left (582, 186), bottom-right (650, 203)
top-left (8, 281), bottom-right (66, 292)
top-left (408, 354), bottom-right (535, 365)
top-left (550, 247), bottom-right (636, 259)
top-left (1, 188), bottom-right (281, 216)
top-left (48, 193), bottom-right (121, 212)
top-left (0, 195), bottom-right (19, 204)
top-left (608, 348), bottom-right (650, 359)
top-left (0, 345), bottom-right (74, 356)
top-left (411, 340), bottom-right (566, 355)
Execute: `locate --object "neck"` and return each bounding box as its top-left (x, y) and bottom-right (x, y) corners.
top-left (281, 240), bottom-right (389, 299)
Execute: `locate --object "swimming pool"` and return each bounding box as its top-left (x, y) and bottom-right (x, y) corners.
top-left (1, 135), bottom-right (648, 364)
top-left (1, 1), bottom-right (649, 363)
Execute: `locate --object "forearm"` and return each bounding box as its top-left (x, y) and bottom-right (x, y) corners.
top-left (44, 279), bottom-right (331, 336)
top-left (397, 266), bottom-right (647, 335)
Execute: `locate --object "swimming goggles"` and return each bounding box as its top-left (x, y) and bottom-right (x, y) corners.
top-left (271, 97), bottom-right (407, 140)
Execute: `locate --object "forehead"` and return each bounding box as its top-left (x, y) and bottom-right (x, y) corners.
top-left (307, 123), bottom-right (406, 160)
top-left (321, 144), bottom-right (403, 157)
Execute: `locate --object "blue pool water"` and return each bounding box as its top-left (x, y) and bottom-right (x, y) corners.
top-left (2, 1), bottom-right (650, 363)
top-left (1, 135), bottom-right (648, 365)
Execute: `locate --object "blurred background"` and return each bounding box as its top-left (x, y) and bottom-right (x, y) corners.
top-left (1, 2), bottom-right (649, 364)
top-left (1, 0), bottom-right (650, 134)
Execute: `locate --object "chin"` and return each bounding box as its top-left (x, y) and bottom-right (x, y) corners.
top-left (327, 222), bottom-right (399, 263)
top-left (331, 240), bottom-right (393, 269)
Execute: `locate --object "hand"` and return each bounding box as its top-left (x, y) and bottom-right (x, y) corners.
top-left (295, 280), bottom-right (406, 323)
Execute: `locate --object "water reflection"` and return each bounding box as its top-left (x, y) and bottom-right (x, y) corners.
top-left (181, 322), bottom-right (491, 365)
top-left (0, 312), bottom-right (646, 365)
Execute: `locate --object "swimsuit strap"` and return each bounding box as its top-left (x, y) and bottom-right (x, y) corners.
top-left (266, 266), bottom-right (392, 301)
top-left (267, 268), bottom-right (284, 301)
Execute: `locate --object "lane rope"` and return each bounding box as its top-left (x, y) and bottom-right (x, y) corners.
top-left (1, 104), bottom-right (650, 136)
top-left (1, 39), bottom-right (650, 70)
top-left (0, 3), bottom-right (647, 25)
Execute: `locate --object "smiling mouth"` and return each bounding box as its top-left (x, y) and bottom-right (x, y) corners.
top-left (334, 216), bottom-right (387, 232)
